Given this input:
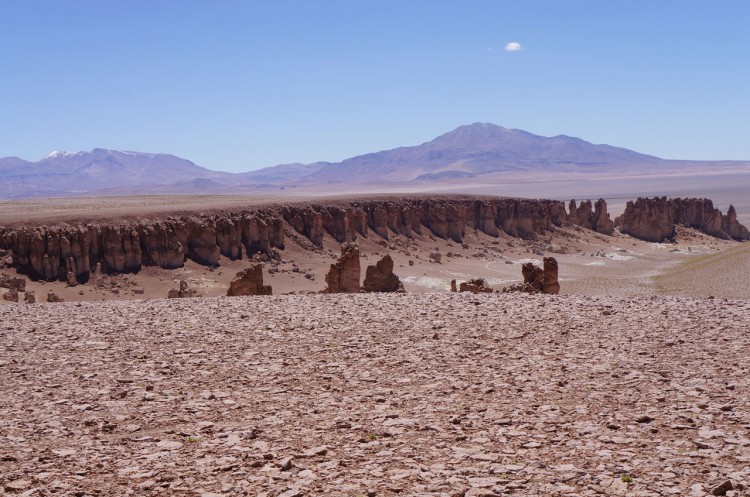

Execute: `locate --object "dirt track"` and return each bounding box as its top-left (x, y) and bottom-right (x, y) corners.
top-left (2, 293), bottom-right (750, 496)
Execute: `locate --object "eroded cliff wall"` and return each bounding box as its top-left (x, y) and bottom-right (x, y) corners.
top-left (615, 197), bottom-right (750, 242)
top-left (0, 196), bottom-right (622, 281)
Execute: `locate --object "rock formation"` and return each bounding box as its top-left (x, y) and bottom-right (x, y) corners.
top-left (25, 291), bottom-right (36, 304)
top-left (0, 209), bottom-right (285, 282)
top-left (3, 195), bottom-right (742, 282)
top-left (324, 242), bottom-right (361, 293)
top-left (0, 274), bottom-right (26, 292)
top-left (167, 280), bottom-right (199, 299)
top-left (226, 265), bottom-right (272, 296)
top-left (542, 257), bottom-right (560, 295)
top-left (458, 278), bottom-right (493, 294)
top-left (615, 197), bottom-right (750, 242)
top-left (361, 255), bottom-right (404, 293)
top-left (521, 262), bottom-right (545, 291)
top-left (46, 291), bottom-right (64, 303)
top-left (503, 256), bottom-right (560, 295)
top-left (450, 279), bottom-right (457, 292)
top-left (568, 199), bottom-right (615, 235)
top-left (3, 288), bottom-right (18, 302)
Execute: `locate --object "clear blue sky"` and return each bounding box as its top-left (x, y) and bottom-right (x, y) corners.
top-left (2, 1), bottom-right (749, 172)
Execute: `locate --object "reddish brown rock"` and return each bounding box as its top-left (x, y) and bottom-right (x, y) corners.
top-left (0, 196), bottom-right (618, 281)
top-left (361, 255), bottom-right (404, 293)
top-left (167, 280), bottom-right (199, 299)
top-left (3, 288), bottom-right (18, 302)
top-left (24, 290), bottom-right (36, 304)
top-left (522, 262), bottom-right (545, 291)
top-left (324, 242), bottom-right (360, 293)
top-left (227, 265), bottom-right (272, 296)
top-left (615, 197), bottom-right (750, 242)
top-left (458, 278), bottom-right (493, 294)
top-left (450, 279), bottom-right (457, 292)
top-left (46, 291), bottom-right (64, 303)
top-left (504, 257), bottom-right (560, 294)
top-left (0, 274), bottom-right (26, 292)
top-left (542, 257), bottom-right (560, 295)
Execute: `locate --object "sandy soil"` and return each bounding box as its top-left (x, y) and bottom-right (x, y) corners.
top-left (2, 293), bottom-right (750, 496)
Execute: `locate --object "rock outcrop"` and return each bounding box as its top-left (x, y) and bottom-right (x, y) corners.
top-left (167, 280), bottom-right (199, 299)
top-left (361, 255), bottom-right (404, 293)
top-left (568, 199), bottom-right (615, 235)
top-left (542, 257), bottom-right (560, 295)
top-left (3, 288), bottom-right (18, 302)
top-left (0, 209), bottom-right (285, 282)
top-left (227, 265), bottom-right (272, 296)
top-left (503, 256), bottom-right (560, 295)
top-left (0, 274), bottom-right (26, 292)
top-left (25, 291), bottom-right (36, 304)
top-left (46, 291), bottom-right (64, 303)
top-left (615, 197), bottom-right (750, 242)
top-left (458, 278), bottom-right (493, 294)
top-left (11, 194), bottom-right (738, 283)
top-left (324, 243), bottom-right (361, 293)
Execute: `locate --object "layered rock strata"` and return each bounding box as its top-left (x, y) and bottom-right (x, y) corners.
top-left (615, 197), bottom-right (750, 242)
top-left (361, 255), bottom-right (404, 293)
top-left (227, 265), bottom-right (272, 296)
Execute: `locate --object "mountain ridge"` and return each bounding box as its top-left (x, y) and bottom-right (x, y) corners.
top-left (1, 123), bottom-right (747, 199)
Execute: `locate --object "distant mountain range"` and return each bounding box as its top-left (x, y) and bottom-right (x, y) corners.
top-left (1, 123), bottom-right (747, 199)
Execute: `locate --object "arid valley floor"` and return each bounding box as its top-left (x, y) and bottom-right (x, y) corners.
top-left (2, 194), bottom-right (750, 497)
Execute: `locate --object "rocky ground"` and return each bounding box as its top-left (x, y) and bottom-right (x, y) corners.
top-left (2, 293), bottom-right (750, 496)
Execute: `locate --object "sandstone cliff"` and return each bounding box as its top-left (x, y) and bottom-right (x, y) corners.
top-left (615, 197), bottom-right (750, 242)
top-left (0, 210), bottom-right (285, 282)
top-left (0, 196), bottom-right (620, 281)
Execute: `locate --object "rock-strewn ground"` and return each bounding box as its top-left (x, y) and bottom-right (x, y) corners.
top-left (2, 294), bottom-right (750, 497)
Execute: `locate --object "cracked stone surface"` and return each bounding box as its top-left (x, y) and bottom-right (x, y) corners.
top-left (2, 293), bottom-right (750, 496)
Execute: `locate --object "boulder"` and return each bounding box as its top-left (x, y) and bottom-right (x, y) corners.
top-left (450, 279), bottom-right (457, 292)
top-left (227, 264), bottom-right (272, 296)
top-left (0, 274), bottom-right (26, 292)
top-left (324, 242), bottom-right (361, 293)
top-left (3, 288), bottom-right (18, 302)
top-left (25, 291), bottom-right (36, 304)
top-left (167, 280), bottom-right (199, 299)
top-left (46, 291), bottom-right (64, 303)
top-left (361, 255), bottom-right (404, 293)
top-left (458, 278), bottom-right (493, 294)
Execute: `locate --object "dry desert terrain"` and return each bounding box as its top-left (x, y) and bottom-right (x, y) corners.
top-left (1, 194), bottom-right (749, 497)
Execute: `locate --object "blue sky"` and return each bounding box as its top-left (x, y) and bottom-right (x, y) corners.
top-left (1, 1), bottom-right (749, 172)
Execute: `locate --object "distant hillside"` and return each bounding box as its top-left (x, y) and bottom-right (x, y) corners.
top-left (2, 123), bottom-right (748, 199)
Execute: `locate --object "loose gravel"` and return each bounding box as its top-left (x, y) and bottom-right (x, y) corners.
top-left (2, 293), bottom-right (750, 496)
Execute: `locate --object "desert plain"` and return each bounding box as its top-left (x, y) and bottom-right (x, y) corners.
top-left (1, 192), bottom-right (750, 497)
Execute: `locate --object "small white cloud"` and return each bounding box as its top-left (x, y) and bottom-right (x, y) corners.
top-left (505, 42), bottom-right (522, 52)
top-left (487, 47), bottom-right (493, 52)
